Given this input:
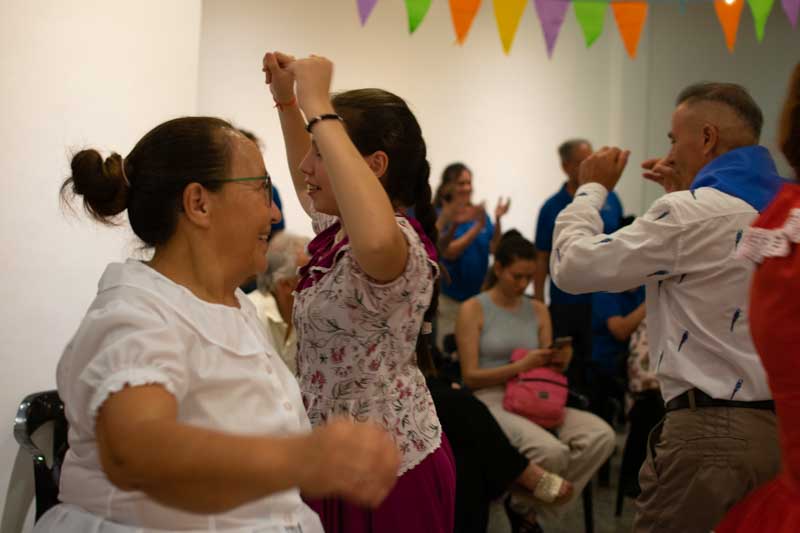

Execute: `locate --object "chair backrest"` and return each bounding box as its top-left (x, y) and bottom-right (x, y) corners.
top-left (13, 390), bottom-right (68, 521)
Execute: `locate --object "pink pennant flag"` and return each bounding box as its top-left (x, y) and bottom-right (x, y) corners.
top-left (784, 0), bottom-right (800, 27)
top-left (357, 0), bottom-right (379, 25)
top-left (534, 0), bottom-right (569, 57)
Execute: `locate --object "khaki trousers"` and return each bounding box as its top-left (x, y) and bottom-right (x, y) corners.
top-left (475, 388), bottom-right (615, 522)
top-left (633, 406), bottom-right (780, 533)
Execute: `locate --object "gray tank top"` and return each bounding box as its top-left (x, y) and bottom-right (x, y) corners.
top-left (477, 292), bottom-right (541, 369)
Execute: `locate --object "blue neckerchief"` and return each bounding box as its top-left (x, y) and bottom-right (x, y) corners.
top-left (690, 145), bottom-right (789, 212)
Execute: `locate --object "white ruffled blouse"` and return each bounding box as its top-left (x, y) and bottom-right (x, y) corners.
top-left (52, 260), bottom-right (321, 532)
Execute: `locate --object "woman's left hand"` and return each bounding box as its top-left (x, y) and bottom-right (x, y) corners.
top-left (287, 55), bottom-right (335, 117)
top-left (549, 345), bottom-right (573, 373)
top-left (495, 197), bottom-right (511, 220)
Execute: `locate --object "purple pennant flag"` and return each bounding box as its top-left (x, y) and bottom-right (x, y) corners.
top-left (357, 0), bottom-right (379, 25)
top-left (784, 0), bottom-right (799, 27)
top-left (534, 0), bottom-right (569, 57)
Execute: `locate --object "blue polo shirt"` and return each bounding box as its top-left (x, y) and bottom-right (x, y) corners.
top-left (441, 214), bottom-right (494, 302)
top-left (534, 183), bottom-right (623, 305)
top-left (591, 287), bottom-right (645, 374)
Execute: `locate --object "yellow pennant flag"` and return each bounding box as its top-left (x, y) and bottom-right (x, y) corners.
top-left (450, 0), bottom-right (483, 44)
top-left (493, 0), bottom-right (528, 54)
top-left (714, 0), bottom-right (745, 52)
top-left (612, 2), bottom-right (648, 58)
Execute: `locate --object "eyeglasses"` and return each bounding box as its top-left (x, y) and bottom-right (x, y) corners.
top-left (206, 175), bottom-right (273, 206)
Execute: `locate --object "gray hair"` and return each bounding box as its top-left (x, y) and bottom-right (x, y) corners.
top-left (558, 139), bottom-right (591, 164)
top-left (676, 82), bottom-right (763, 141)
top-left (256, 232), bottom-right (310, 294)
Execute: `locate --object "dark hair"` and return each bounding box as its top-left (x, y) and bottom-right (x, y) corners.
top-left (483, 230), bottom-right (537, 290)
top-left (558, 139), bottom-right (590, 164)
top-left (434, 181), bottom-right (457, 207)
top-left (676, 82), bottom-right (763, 141)
top-left (61, 117), bottom-right (238, 246)
top-left (779, 63), bottom-right (800, 175)
top-left (237, 127), bottom-right (263, 150)
top-left (331, 88), bottom-right (439, 372)
top-left (434, 163), bottom-right (470, 207)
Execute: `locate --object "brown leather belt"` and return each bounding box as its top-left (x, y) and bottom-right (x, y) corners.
top-left (664, 388), bottom-right (775, 413)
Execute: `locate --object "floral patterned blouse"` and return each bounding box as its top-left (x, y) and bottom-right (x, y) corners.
top-left (293, 210), bottom-right (442, 475)
top-left (627, 318), bottom-right (660, 394)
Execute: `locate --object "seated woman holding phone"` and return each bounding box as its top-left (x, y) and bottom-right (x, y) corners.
top-left (456, 231), bottom-right (615, 524)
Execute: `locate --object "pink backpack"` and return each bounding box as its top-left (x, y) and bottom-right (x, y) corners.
top-left (503, 349), bottom-right (568, 428)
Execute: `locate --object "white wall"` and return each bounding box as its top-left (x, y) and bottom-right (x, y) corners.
top-left (0, 0), bottom-right (202, 523)
top-left (634, 2), bottom-right (799, 208)
top-left (197, 0), bottom-right (620, 238)
top-left (197, 0), bottom-right (797, 238)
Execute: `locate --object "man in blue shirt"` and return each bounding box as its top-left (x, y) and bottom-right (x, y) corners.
top-left (534, 139), bottom-right (624, 389)
top-left (591, 287), bottom-right (646, 376)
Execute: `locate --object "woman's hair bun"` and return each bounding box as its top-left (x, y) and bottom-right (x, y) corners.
top-left (63, 149), bottom-right (129, 223)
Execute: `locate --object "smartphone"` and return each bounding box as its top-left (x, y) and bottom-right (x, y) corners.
top-left (550, 336), bottom-right (573, 350)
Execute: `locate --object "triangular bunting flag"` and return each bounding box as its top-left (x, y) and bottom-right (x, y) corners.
top-left (405, 0), bottom-right (433, 33)
top-left (714, 0), bottom-right (745, 52)
top-left (783, 0), bottom-right (800, 27)
top-left (534, 0), bottom-right (570, 58)
top-left (493, 0), bottom-right (528, 54)
top-left (748, 0), bottom-right (775, 41)
top-left (612, 2), bottom-right (648, 58)
top-left (356, 0), bottom-right (379, 25)
top-left (575, 1), bottom-right (608, 47)
top-left (450, 0), bottom-right (482, 44)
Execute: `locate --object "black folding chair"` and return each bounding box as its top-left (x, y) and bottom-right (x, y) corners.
top-left (14, 390), bottom-right (69, 521)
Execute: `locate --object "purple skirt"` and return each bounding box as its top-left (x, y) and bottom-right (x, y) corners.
top-left (308, 434), bottom-right (456, 533)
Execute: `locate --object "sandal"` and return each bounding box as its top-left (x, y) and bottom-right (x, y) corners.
top-left (532, 471), bottom-right (567, 504)
top-left (504, 495), bottom-right (545, 533)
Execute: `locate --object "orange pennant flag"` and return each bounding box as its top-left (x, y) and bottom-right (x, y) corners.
top-left (612, 2), bottom-right (648, 59)
top-left (714, 0), bottom-right (745, 52)
top-left (450, 0), bottom-right (482, 44)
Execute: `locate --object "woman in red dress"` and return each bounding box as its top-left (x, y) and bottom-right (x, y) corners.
top-left (715, 62), bottom-right (800, 533)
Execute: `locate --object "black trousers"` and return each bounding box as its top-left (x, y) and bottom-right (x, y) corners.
top-left (549, 302), bottom-right (593, 394)
top-left (619, 390), bottom-right (665, 496)
top-left (427, 378), bottom-right (529, 533)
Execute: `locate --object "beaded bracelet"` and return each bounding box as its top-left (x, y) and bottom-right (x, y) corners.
top-left (305, 113), bottom-right (344, 133)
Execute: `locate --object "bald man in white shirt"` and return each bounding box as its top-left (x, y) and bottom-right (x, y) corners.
top-left (550, 83), bottom-right (785, 532)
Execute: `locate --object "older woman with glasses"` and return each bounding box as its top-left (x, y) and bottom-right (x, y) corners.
top-left (35, 116), bottom-right (400, 533)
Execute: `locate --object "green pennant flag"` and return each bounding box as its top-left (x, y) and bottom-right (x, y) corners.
top-left (575, 1), bottom-right (608, 47)
top-left (747, 0), bottom-right (775, 41)
top-left (406, 0), bottom-right (433, 33)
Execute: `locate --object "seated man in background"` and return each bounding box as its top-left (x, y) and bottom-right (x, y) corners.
top-left (248, 232), bottom-right (310, 375)
top-left (589, 285), bottom-right (646, 425)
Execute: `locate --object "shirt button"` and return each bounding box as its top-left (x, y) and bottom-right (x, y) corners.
top-left (265, 365), bottom-right (273, 374)
top-left (283, 401), bottom-right (293, 411)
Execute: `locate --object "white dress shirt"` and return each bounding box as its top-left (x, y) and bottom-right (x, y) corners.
top-left (551, 182), bottom-right (771, 403)
top-left (248, 290), bottom-right (298, 375)
top-left (47, 260), bottom-right (322, 533)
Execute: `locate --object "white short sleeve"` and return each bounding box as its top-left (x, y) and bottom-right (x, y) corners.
top-left (351, 218), bottom-right (435, 284)
top-left (76, 299), bottom-right (189, 422)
